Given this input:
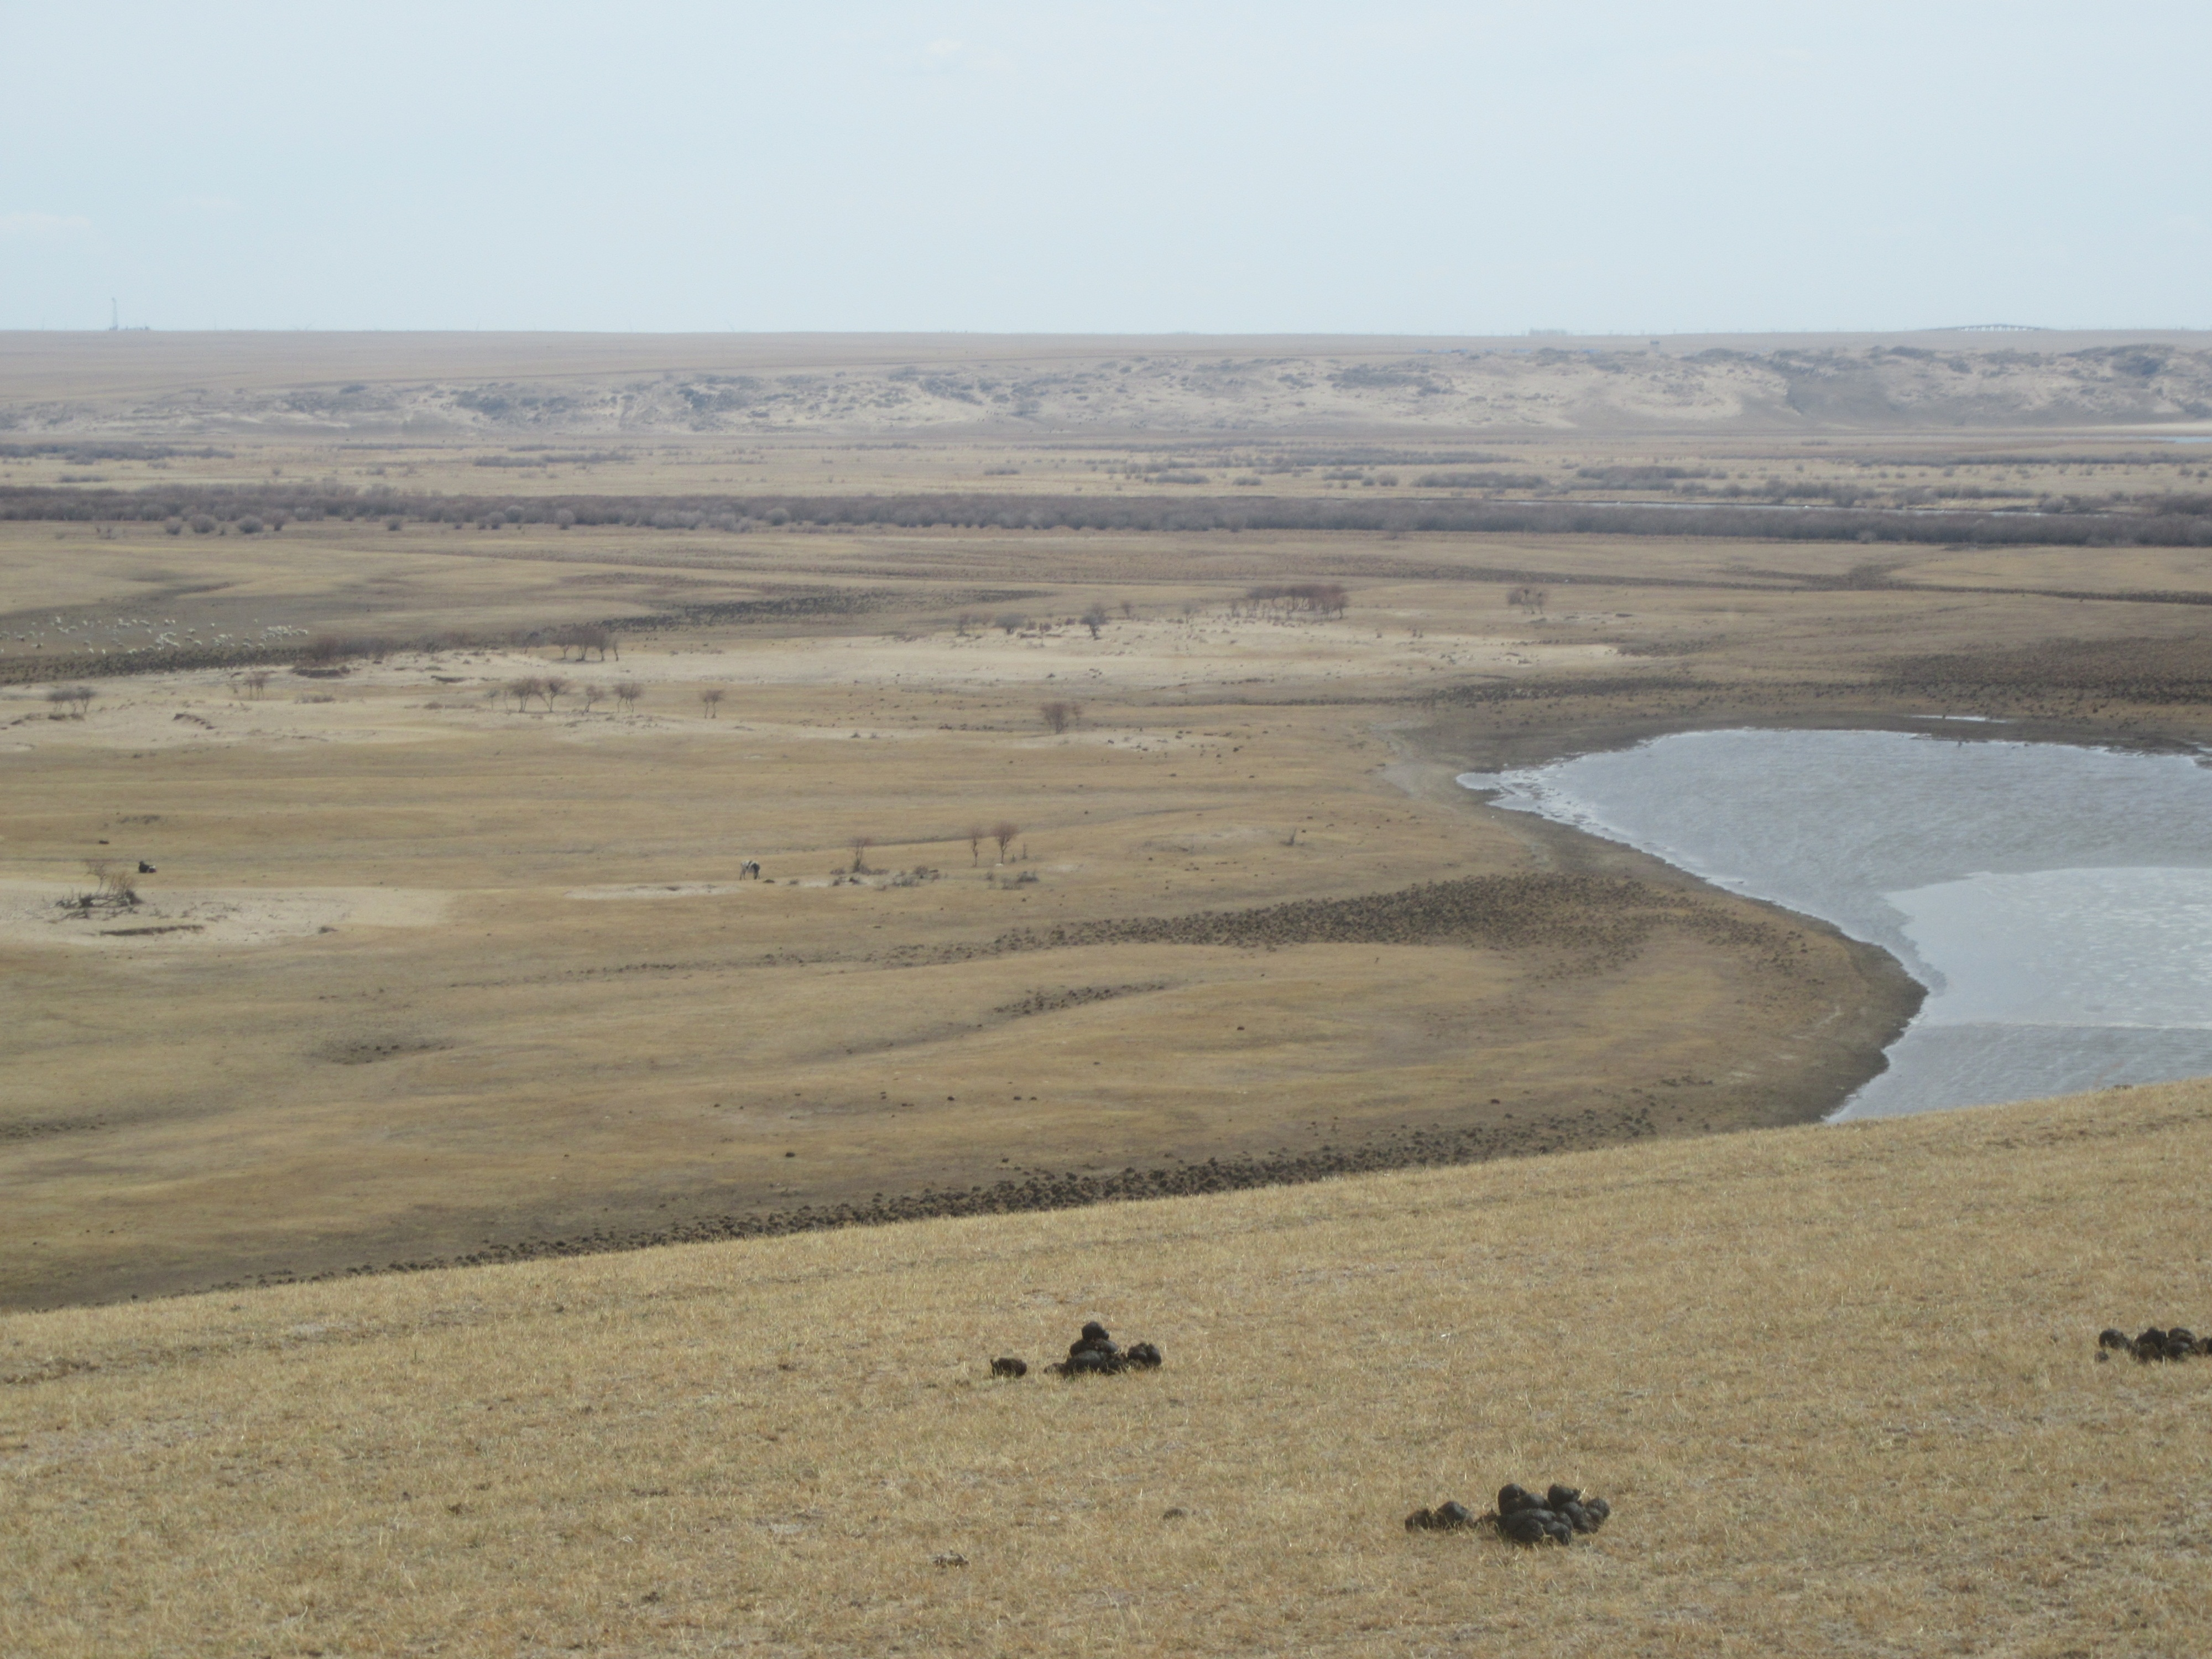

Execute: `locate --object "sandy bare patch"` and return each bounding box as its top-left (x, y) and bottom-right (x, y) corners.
top-left (673, 617), bottom-right (1616, 692)
top-left (0, 880), bottom-right (450, 951)
top-left (562, 881), bottom-right (756, 901)
top-left (399, 624), bottom-right (1612, 702)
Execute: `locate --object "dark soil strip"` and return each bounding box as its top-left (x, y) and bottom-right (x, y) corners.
top-left (893, 873), bottom-right (1796, 968)
top-left (0, 1117), bottom-right (108, 1144)
top-left (9, 482), bottom-right (2211, 549)
top-left (215, 1107), bottom-right (1662, 1293)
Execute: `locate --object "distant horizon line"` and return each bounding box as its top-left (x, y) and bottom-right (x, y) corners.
top-left (7, 324), bottom-right (2210, 341)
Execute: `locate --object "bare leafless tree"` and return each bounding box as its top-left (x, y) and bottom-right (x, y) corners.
top-left (993, 820), bottom-right (1019, 864)
top-left (243, 669), bottom-right (272, 699)
top-left (81, 858), bottom-right (139, 909)
top-left (849, 834), bottom-right (874, 874)
top-left (540, 674), bottom-right (571, 710)
top-left (1040, 700), bottom-right (1081, 734)
top-left (613, 680), bottom-right (644, 712)
top-left (576, 683), bottom-right (603, 713)
top-left (966, 824), bottom-right (985, 865)
top-left (48, 685), bottom-right (95, 718)
top-left (553, 623), bottom-right (615, 661)
top-left (1081, 605), bottom-right (1107, 639)
top-left (699, 686), bottom-right (727, 718)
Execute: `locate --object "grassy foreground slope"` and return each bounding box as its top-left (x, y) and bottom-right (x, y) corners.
top-left (7, 1081), bottom-right (2211, 1656)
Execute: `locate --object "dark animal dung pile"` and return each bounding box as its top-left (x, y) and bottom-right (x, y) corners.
top-left (1406, 1483), bottom-right (1611, 1546)
top-left (2098, 1325), bottom-right (2209, 1362)
top-left (1045, 1321), bottom-right (1164, 1378)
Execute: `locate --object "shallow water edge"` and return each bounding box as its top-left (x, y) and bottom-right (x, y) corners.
top-left (1455, 727), bottom-right (2212, 1120)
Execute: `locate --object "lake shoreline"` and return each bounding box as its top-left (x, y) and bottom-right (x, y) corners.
top-left (1417, 715), bottom-right (2212, 1123)
top-left (1386, 718), bottom-right (1928, 1134)
top-left (1423, 692), bottom-right (2203, 780)
top-left (1400, 676), bottom-right (2208, 1128)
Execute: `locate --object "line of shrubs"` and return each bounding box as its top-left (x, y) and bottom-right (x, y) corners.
top-left (8, 484), bottom-right (2212, 549)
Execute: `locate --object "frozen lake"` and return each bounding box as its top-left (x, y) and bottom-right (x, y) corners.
top-left (1458, 728), bottom-right (2212, 1119)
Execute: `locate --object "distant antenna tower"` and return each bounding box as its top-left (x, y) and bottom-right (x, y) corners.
top-left (109, 298), bottom-right (118, 332)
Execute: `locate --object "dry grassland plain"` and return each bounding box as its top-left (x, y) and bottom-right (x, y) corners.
top-left (4, 331), bottom-right (2212, 1648)
top-left (5, 335), bottom-right (2212, 1311)
top-left (5, 1082), bottom-right (2211, 1657)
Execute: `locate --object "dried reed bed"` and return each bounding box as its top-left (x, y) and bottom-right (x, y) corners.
top-left (7, 1080), bottom-right (2211, 1656)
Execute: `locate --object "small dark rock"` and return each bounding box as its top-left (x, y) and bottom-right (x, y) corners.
top-left (1125, 1341), bottom-right (1163, 1369)
top-left (1497, 1484), bottom-right (1540, 1515)
top-left (1405, 1507), bottom-right (1438, 1532)
top-left (990, 1357), bottom-right (1028, 1379)
top-left (1546, 1484), bottom-right (1582, 1511)
top-left (2098, 1328), bottom-right (2132, 1350)
top-left (1434, 1500), bottom-right (1476, 1529)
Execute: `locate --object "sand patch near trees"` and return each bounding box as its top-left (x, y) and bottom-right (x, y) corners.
top-left (563, 881), bottom-right (759, 901)
top-left (0, 879), bottom-right (448, 951)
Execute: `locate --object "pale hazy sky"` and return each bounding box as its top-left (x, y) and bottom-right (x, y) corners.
top-left (4, 1), bottom-right (2206, 336)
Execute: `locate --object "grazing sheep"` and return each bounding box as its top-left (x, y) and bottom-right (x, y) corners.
top-left (1041, 1318), bottom-right (1165, 1379)
top-left (1501, 1509), bottom-right (1568, 1545)
top-left (1406, 1504), bottom-right (1478, 1532)
top-left (1394, 1480), bottom-right (1614, 1547)
top-left (2097, 1322), bottom-right (2208, 1361)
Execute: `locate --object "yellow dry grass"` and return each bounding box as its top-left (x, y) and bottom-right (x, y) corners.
top-left (6, 1078), bottom-right (2210, 1656)
top-left (10, 498), bottom-right (2212, 1307)
top-left (9, 514), bottom-right (1952, 1308)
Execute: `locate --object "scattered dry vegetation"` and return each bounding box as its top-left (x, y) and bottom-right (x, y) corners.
top-left (8, 392), bottom-right (2212, 1309)
top-left (0, 361), bottom-right (2205, 1222)
top-left (7, 333), bottom-right (2212, 1652)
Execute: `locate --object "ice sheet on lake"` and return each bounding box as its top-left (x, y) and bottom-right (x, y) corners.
top-left (1460, 729), bottom-right (2212, 1118)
